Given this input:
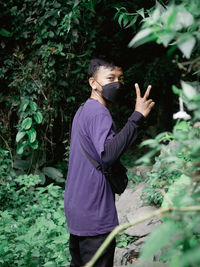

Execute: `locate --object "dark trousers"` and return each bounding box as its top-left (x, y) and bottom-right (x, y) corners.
top-left (69, 233), bottom-right (116, 267)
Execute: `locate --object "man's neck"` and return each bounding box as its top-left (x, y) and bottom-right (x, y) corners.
top-left (90, 91), bottom-right (108, 108)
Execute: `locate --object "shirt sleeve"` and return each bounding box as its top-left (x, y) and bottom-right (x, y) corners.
top-left (101, 111), bottom-right (144, 165)
top-left (89, 113), bottom-right (115, 157)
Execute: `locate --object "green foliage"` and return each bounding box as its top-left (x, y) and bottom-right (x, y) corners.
top-left (1, 0), bottom-right (182, 179)
top-left (1, 0), bottom-right (192, 266)
top-left (136, 85), bottom-right (200, 265)
top-left (115, 0), bottom-right (200, 265)
top-left (0, 0), bottom-right (98, 175)
top-left (128, 1), bottom-right (200, 59)
top-left (0, 164), bottom-right (70, 267)
top-left (141, 221), bottom-right (180, 259)
top-left (114, 6), bottom-right (144, 29)
top-left (116, 233), bottom-right (138, 248)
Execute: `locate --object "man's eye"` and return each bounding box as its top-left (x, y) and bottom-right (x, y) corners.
top-left (108, 77), bottom-right (114, 80)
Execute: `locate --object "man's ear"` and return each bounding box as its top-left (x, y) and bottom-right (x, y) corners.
top-left (89, 77), bottom-right (96, 90)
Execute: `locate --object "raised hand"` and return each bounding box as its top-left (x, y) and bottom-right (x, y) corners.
top-left (134, 83), bottom-right (155, 117)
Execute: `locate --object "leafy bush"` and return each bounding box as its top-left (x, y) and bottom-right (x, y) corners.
top-left (137, 84), bottom-right (200, 264)
top-left (116, 0), bottom-right (200, 265)
top-left (0, 0), bottom-right (99, 178)
top-left (0, 162), bottom-right (70, 267)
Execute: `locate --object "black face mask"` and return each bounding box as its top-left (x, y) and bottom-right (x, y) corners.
top-left (95, 80), bottom-right (124, 103)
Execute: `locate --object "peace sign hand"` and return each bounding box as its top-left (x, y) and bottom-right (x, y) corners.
top-left (135, 83), bottom-right (155, 118)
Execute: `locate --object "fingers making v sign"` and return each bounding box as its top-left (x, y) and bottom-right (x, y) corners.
top-left (134, 83), bottom-right (155, 118)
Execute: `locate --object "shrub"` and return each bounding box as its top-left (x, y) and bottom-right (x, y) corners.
top-left (0, 165), bottom-right (70, 267)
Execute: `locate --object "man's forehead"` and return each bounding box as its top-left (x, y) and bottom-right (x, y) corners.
top-left (97, 66), bottom-right (123, 76)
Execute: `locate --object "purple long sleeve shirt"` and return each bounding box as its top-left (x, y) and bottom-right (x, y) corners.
top-left (64, 98), bottom-right (144, 236)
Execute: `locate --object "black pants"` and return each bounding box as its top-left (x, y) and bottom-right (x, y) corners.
top-left (69, 233), bottom-right (116, 267)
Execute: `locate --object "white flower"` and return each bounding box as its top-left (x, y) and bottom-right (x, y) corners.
top-left (173, 97), bottom-right (191, 120)
top-left (173, 111), bottom-right (191, 120)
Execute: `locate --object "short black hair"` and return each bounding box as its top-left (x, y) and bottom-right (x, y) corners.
top-left (88, 57), bottom-right (120, 77)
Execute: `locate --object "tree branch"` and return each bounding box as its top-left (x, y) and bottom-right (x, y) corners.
top-left (83, 205), bottom-right (200, 267)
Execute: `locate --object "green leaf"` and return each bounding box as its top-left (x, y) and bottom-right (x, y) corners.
top-left (49, 18), bottom-right (57, 27)
top-left (22, 117), bottom-right (32, 130)
top-left (42, 167), bottom-right (63, 183)
top-left (140, 221), bottom-right (179, 259)
top-left (16, 143), bottom-right (26, 154)
top-left (140, 139), bottom-right (158, 147)
top-left (54, 2), bottom-right (61, 8)
top-left (0, 28), bottom-right (12, 37)
top-left (49, 31), bottom-right (55, 38)
top-left (13, 159), bottom-right (29, 170)
top-left (20, 100), bottom-right (29, 112)
top-left (176, 10), bottom-right (194, 28)
top-left (128, 28), bottom-right (154, 48)
top-left (155, 1), bottom-right (166, 13)
top-left (29, 140), bottom-right (38, 150)
top-left (125, 15), bottom-right (138, 29)
top-left (174, 121), bottom-right (189, 131)
top-left (172, 85), bottom-right (182, 96)
top-left (177, 35), bottom-right (196, 59)
top-left (137, 8), bottom-right (145, 18)
top-left (118, 14), bottom-right (125, 28)
top-left (27, 128), bottom-right (37, 143)
top-left (66, 96), bottom-right (75, 103)
top-left (181, 81), bottom-right (196, 99)
top-left (158, 31), bottom-right (175, 47)
top-left (123, 17), bottom-right (129, 28)
top-left (166, 7), bottom-right (178, 27)
top-left (43, 261), bottom-right (57, 267)
top-left (35, 170), bottom-right (46, 185)
top-left (179, 246), bottom-right (200, 266)
top-left (29, 102), bottom-right (37, 112)
top-left (162, 174), bottom-right (190, 208)
top-left (34, 111), bottom-right (43, 124)
top-left (16, 131), bottom-right (26, 142)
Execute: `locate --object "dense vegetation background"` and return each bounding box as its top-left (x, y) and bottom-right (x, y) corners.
top-left (0, 0), bottom-right (200, 266)
top-left (0, 0), bottom-right (181, 178)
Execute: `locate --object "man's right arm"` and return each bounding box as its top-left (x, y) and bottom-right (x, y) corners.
top-left (102, 83), bottom-right (155, 165)
top-left (101, 111), bottom-right (144, 165)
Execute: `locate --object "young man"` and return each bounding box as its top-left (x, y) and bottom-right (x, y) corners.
top-left (64, 58), bottom-right (155, 267)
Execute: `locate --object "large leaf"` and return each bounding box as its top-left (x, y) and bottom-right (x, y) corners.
top-left (16, 131), bottom-right (26, 142)
top-left (35, 170), bottom-right (46, 185)
top-left (0, 28), bottom-right (12, 37)
top-left (174, 121), bottom-right (190, 131)
top-left (20, 100), bottom-right (29, 112)
top-left (136, 8), bottom-right (145, 18)
top-left (43, 262), bottom-right (57, 267)
top-left (166, 6), bottom-right (178, 28)
top-left (128, 28), bottom-right (153, 48)
top-left (179, 246), bottom-right (200, 266)
top-left (162, 174), bottom-right (190, 208)
top-left (140, 221), bottom-right (179, 259)
top-left (29, 101), bottom-right (37, 112)
top-left (172, 85), bottom-right (182, 96)
top-left (158, 31), bottom-right (175, 47)
top-left (16, 143), bottom-right (26, 155)
top-left (34, 111), bottom-right (43, 124)
top-left (27, 128), bottom-right (37, 143)
top-left (13, 159), bottom-right (30, 170)
top-left (177, 35), bottom-right (196, 59)
top-left (21, 117), bottom-right (32, 130)
top-left (181, 81), bottom-right (196, 99)
top-left (176, 10), bottom-right (194, 29)
top-left (42, 167), bottom-right (64, 183)
top-left (29, 140), bottom-right (38, 150)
